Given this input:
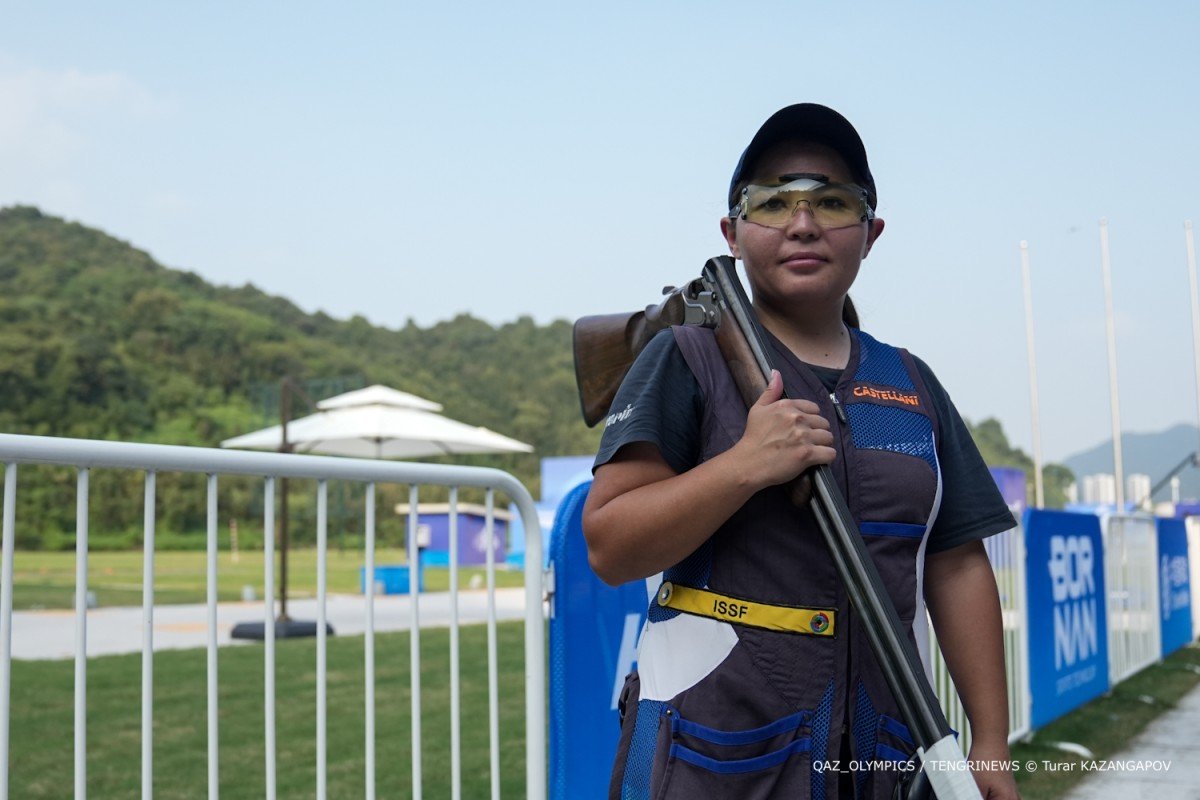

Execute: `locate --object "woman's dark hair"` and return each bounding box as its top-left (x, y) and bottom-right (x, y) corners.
top-left (842, 295), bottom-right (859, 329)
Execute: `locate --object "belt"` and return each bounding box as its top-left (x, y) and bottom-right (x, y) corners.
top-left (655, 581), bottom-right (836, 637)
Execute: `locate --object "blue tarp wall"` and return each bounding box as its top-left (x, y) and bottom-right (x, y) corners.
top-left (1157, 517), bottom-right (1193, 657)
top-left (547, 480), bottom-right (650, 800)
top-left (1024, 509), bottom-right (1110, 728)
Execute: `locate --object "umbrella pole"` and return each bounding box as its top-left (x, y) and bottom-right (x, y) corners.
top-left (279, 379), bottom-right (292, 622)
top-left (229, 376), bottom-right (331, 641)
top-left (279, 476), bottom-right (290, 621)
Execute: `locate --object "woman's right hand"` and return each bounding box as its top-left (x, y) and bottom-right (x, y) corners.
top-left (584, 370), bottom-right (837, 585)
top-left (732, 370), bottom-right (836, 490)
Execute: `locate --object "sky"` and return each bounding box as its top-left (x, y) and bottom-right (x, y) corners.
top-left (2, 1), bottom-right (1199, 465)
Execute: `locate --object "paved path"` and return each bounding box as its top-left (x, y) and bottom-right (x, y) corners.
top-left (10, 588), bottom-right (529, 660)
top-left (1060, 679), bottom-right (1200, 800)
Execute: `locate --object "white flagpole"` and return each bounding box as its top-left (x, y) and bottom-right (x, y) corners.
top-left (1099, 218), bottom-right (1125, 509)
top-left (1186, 220), bottom-right (1200, 453)
top-left (1020, 241), bottom-right (1045, 508)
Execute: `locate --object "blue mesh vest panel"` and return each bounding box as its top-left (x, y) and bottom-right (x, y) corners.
top-left (621, 699), bottom-right (667, 800)
top-left (809, 679), bottom-right (835, 800)
top-left (853, 682), bottom-right (880, 798)
top-left (848, 332), bottom-right (937, 473)
top-left (853, 331), bottom-right (915, 390)
top-left (647, 540), bottom-right (713, 622)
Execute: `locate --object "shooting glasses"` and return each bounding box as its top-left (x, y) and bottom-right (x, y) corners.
top-left (731, 176), bottom-right (874, 230)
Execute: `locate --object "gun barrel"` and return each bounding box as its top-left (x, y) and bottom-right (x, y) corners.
top-left (701, 256), bottom-right (962, 797)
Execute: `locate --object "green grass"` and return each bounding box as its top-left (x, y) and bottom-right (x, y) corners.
top-left (4, 549), bottom-right (525, 610)
top-left (9, 622), bottom-right (529, 798)
top-left (1010, 643), bottom-right (1200, 799)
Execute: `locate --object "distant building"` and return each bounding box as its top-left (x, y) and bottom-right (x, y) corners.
top-left (1126, 473), bottom-right (1151, 506)
top-left (1082, 473), bottom-right (1117, 505)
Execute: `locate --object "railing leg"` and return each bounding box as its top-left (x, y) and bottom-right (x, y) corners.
top-left (264, 477), bottom-right (277, 800)
top-left (364, 483), bottom-right (376, 800)
top-left (142, 472), bottom-right (156, 800)
top-left (0, 464), bottom-right (18, 800)
top-left (74, 468), bottom-right (89, 800)
top-left (408, 485), bottom-right (422, 800)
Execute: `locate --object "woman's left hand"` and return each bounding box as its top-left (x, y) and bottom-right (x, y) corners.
top-left (967, 739), bottom-right (1021, 800)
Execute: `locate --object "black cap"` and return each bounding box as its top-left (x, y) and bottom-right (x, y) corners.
top-left (728, 103), bottom-right (876, 211)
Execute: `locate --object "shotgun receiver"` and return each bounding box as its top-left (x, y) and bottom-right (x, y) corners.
top-left (573, 282), bottom-right (715, 427)
top-left (573, 256), bottom-right (982, 800)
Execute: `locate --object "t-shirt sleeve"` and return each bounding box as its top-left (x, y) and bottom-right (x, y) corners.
top-left (592, 329), bottom-right (703, 475)
top-left (913, 356), bottom-right (1018, 553)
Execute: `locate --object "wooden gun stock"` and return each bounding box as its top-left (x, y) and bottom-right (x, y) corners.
top-left (572, 289), bottom-right (691, 427)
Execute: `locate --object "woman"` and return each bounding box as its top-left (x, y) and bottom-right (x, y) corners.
top-left (583, 104), bottom-right (1020, 800)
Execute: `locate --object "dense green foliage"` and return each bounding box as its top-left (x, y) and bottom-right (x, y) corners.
top-left (0, 206), bottom-right (1065, 547)
top-left (0, 206), bottom-right (601, 547)
top-left (966, 417), bottom-right (1073, 508)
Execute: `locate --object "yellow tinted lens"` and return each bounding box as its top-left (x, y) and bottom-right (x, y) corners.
top-left (808, 185), bottom-right (864, 228)
top-left (744, 187), bottom-right (798, 226)
top-left (741, 182), bottom-right (867, 229)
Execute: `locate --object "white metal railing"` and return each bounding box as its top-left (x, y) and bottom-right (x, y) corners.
top-left (1103, 514), bottom-right (1161, 683)
top-left (926, 520), bottom-right (1030, 752)
top-left (0, 433), bottom-right (546, 800)
top-left (985, 522), bottom-right (1031, 742)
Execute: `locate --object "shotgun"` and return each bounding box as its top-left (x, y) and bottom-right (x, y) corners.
top-left (573, 256), bottom-right (982, 800)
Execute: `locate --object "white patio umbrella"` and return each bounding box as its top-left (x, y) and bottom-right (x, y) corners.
top-left (221, 384), bottom-right (534, 458)
top-left (220, 383), bottom-right (533, 638)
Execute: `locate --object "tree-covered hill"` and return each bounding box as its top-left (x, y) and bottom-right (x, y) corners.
top-left (0, 206), bottom-right (601, 545)
top-left (0, 206), bottom-right (1066, 547)
top-left (966, 418), bottom-right (1073, 509)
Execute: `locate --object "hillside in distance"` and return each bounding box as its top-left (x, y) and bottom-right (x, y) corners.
top-left (1062, 423), bottom-right (1200, 502)
top-left (0, 206), bottom-right (605, 542)
top-left (0, 204), bottom-right (599, 460)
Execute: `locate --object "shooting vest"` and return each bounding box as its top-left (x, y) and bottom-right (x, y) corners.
top-left (610, 325), bottom-right (942, 800)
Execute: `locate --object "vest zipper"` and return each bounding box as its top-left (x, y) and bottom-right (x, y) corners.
top-left (829, 392), bottom-right (849, 425)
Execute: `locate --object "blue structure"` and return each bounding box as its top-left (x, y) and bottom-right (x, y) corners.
top-left (359, 564), bottom-right (425, 594)
top-left (548, 480), bottom-right (652, 800)
top-left (1157, 517), bottom-right (1193, 656)
top-left (989, 466), bottom-right (1027, 517)
top-left (508, 455), bottom-right (594, 569)
top-left (398, 503), bottom-right (508, 567)
top-left (1024, 509), bottom-right (1110, 728)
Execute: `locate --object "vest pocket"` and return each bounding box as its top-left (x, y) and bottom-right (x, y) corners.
top-left (876, 713), bottom-right (915, 758)
top-left (873, 714), bottom-right (920, 791)
top-left (654, 707), bottom-right (813, 800)
top-left (850, 685), bottom-right (922, 800)
top-left (860, 523), bottom-right (924, 622)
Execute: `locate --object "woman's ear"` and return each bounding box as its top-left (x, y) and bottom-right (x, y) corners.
top-left (720, 216), bottom-right (741, 259)
top-left (862, 217), bottom-right (885, 258)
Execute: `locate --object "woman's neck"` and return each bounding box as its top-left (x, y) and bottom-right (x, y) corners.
top-left (754, 299), bottom-right (851, 369)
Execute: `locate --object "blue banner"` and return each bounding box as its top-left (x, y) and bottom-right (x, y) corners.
top-left (547, 480), bottom-right (652, 800)
top-left (1157, 518), bottom-right (1193, 656)
top-left (989, 466), bottom-right (1027, 518)
top-left (1024, 509), bottom-right (1110, 728)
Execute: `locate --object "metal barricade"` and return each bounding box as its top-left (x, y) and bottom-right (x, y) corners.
top-left (1103, 514), bottom-right (1161, 684)
top-left (985, 522), bottom-right (1032, 742)
top-left (926, 520), bottom-right (1030, 751)
top-left (0, 433), bottom-right (546, 800)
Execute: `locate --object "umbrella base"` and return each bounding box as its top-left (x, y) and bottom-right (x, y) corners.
top-left (231, 618), bottom-right (335, 640)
